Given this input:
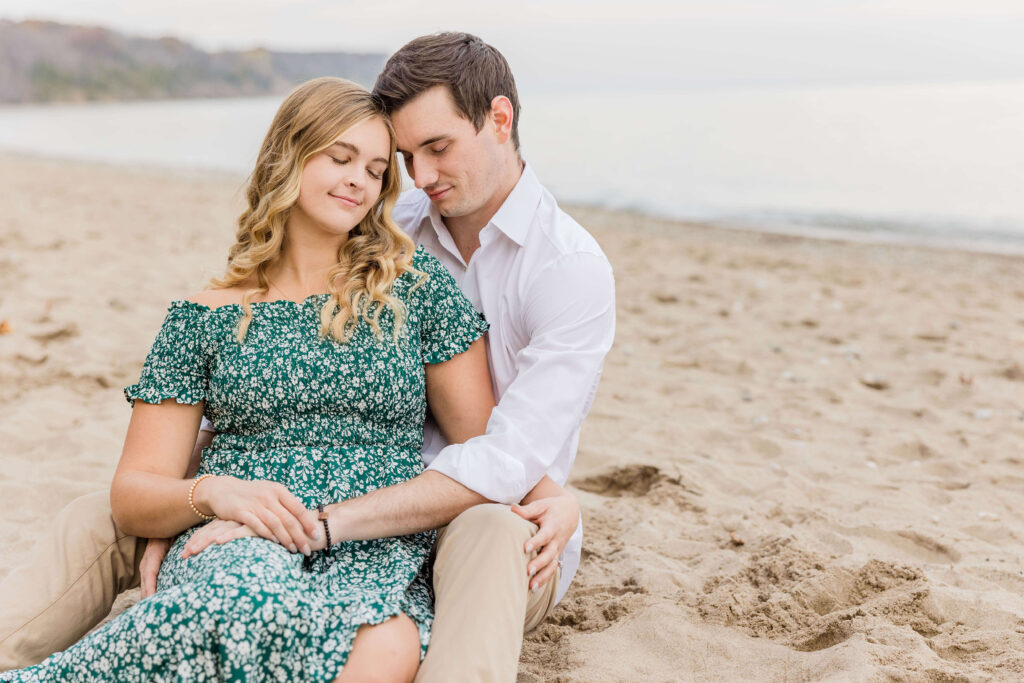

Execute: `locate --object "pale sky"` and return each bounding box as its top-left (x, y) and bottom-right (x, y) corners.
top-left (2, 1), bottom-right (1024, 92)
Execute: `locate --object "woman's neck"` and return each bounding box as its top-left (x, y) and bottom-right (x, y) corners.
top-left (264, 220), bottom-right (348, 300)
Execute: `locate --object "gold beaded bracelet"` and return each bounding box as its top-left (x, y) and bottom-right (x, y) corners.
top-left (188, 474), bottom-right (216, 521)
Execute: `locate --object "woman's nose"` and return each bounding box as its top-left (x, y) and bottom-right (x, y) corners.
top-left (346, 169), bottom-right (366, 189)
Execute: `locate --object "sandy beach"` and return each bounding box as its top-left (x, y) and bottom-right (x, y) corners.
top-left (1, 153), bottom-right (1023, 681)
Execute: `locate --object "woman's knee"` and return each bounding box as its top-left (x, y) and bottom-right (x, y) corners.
top-left (332, 614), bottom-right (420, 683)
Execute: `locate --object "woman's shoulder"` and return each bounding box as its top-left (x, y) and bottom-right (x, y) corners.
top-left (408, 245), bottom-right (458, 287)
top-left (183, 287), bottom-right (247, 311)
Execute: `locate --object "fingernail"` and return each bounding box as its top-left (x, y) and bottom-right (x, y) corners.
top-left (529, 566), bottom-right (537, 577)
top-left (301, 545), bottom-right (311, 556)
top-left (525, 543), bottom-right (533, 552)
top-left (290, 544), bottom-right (298, 553)
top-left (312, 529), bottom-right (322, 541)
top-left (531, 585), bottom-right (538, 593)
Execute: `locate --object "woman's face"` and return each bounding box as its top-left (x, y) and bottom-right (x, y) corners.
top-left (292, 116), bottom-right (391, 238)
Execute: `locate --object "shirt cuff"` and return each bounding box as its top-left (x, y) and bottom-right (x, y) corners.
top-left (425, 443), bottom-right (533, 505)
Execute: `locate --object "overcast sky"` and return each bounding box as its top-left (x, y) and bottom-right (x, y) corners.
top-left (3, 1), bottom-right (1024, 92)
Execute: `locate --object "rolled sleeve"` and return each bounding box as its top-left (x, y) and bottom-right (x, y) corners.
top-left (426, 252), bottom-right (616, 502)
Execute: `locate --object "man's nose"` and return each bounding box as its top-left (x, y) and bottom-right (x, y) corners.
top-left (411, 159), bottom-right (438, 189)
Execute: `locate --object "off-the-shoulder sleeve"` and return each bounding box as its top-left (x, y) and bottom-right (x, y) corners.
top-left (124, 301), bottom-right (211, 407)
top-left (413, 249), bottom-right (489, 364)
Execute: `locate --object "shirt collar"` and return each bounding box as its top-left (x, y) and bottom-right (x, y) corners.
top-left (487, 163), bottom-right (542, 247)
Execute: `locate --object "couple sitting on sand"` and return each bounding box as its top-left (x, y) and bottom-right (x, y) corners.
top-left (0, 32), bottom-right (615, 683)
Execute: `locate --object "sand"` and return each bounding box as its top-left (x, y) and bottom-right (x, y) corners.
top-left (1, 154), bottom-right (1023, 682)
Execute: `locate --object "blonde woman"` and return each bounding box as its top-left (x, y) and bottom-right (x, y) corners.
top-left (1, 78), bottom-right (492, 682)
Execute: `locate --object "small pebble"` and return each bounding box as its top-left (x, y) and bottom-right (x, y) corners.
top-left (865, 460), bottom-right (878, 469)
top-left (741, 390), bottom-right (753, 402)
top-left (973, 409), bottom-right (993, 421)
top-left (752, 415), bottom-right (769, 425)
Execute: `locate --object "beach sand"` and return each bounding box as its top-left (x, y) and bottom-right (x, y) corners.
top-left (2, 154), bottom-right (1023, 681)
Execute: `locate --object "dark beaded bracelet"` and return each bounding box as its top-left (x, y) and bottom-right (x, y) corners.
top-left (316, 504), bottom-right (332, 549)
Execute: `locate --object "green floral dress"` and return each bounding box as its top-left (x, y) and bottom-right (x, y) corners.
top-left (2, 247), bottom-right (488, 683)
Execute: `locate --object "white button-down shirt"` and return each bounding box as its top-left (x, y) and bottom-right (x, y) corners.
top-left (394, 164), bottom-right (616, 602)
top-left (201, 164), bottom-right (615, 602)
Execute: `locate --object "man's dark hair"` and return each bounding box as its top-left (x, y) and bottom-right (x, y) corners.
top-left (373, 32), bottom-right (522, 150)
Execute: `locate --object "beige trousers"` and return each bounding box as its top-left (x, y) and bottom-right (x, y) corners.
top-left (0, 494), bottom-right (558, 682)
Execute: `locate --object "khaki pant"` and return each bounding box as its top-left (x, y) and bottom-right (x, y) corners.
top-left (0, 493), bottom-right (558, 682)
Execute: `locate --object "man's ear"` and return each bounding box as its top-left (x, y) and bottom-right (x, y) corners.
top-left (489, 95), bottom-right (515, 145)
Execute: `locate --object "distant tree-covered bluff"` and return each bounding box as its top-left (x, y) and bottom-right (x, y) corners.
top-left (0, 19), bottom-right (387, 104)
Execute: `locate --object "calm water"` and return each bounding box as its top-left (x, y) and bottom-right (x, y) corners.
top-left (2, 81), bottom-right (1023, 251)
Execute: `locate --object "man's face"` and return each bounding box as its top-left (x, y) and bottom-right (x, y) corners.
top-left (391, 86), bottom-right (506, 224)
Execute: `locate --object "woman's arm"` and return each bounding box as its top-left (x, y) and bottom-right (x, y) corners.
top-left (111, 399), bottom-right (320, 550)
top-left (110, 399), bottom-right (212, 538)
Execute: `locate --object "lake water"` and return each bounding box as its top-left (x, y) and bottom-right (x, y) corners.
top-left (2, 80), bottom-right (1023, 252)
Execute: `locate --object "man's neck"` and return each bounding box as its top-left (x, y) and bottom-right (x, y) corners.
top-left (443, 157), bottom-right (524, 264)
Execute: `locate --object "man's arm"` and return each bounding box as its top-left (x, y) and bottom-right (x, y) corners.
top-left (325, 334), bottom-right (495, 538)
top-left (326, 252), bottom-right (615, 539)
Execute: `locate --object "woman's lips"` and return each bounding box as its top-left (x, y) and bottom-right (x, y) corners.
top-left (329, 193), bottom-right (360, 208)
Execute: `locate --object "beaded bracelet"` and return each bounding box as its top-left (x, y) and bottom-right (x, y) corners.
top-left (188, 474), bottom-right (216, 521)
top-left (316, 504), bottom-right (332, 548)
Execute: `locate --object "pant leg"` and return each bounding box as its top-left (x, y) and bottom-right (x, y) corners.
top-left (0, 490), bottom-right (145, 671)
top-left (414, 504), bottom-right (560, 683)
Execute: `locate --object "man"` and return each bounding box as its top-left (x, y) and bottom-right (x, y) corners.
top-left (0, 32), bottom-right (615, 681)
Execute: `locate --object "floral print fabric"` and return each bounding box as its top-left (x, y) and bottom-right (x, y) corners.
top-left (2, 247), bottom-right (488, 682)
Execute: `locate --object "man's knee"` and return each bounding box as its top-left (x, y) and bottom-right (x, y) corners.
top-left (57, 490), bottom-right (122, 541)
top-left (444, 504), bottom-right (536, 548)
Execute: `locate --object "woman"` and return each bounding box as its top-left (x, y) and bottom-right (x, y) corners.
top-left (0, 77), bottom-right (493, 682)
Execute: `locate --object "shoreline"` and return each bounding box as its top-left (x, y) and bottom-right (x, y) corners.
top-left (3, 149), bottom-right (1023, 260)
top-left (2, 155), bottom-right (1023, 680)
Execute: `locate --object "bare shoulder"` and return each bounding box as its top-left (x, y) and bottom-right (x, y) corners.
top-left (185, 287), bottom-right (247, 310)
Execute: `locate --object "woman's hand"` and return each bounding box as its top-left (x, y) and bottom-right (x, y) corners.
top-left (181, 512), bottom-right (331, 559)
top-left (139, 538), bottom-right (171, 598)
top-left (512, 491), bottom-right (580, 592)
top-left (192, 476), bottom-right (321, 555)
top-left (180, 519), bottom-right (258, 559)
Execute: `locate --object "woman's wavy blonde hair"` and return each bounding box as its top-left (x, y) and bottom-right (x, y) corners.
top-left (212, 76), bottom-right (420, 344)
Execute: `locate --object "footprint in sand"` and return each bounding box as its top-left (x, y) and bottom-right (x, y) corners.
top-left (573, 464), bottom-right (703, 511)
top-left (694, 536), bottom-right (937, 653)
top-left (528, 578), bottom-right (649, 647)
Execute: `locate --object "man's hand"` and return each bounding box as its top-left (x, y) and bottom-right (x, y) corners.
top-left (512, 492), bottom-right (580, 592)
top-left (140, 538), bottom-right (171, 598)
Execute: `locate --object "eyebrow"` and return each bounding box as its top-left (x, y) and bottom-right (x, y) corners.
top-left (396, 135), bottom-right (449, 156)
top-left (329, 141), bottom-right (388, 165)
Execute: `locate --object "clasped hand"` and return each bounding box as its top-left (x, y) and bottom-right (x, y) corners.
top-left (191, 475), bottom-right (323, 555)
top-left (512, 491), bottom-right (580, 593)
top-left (140, 476), bottom-right (323, 597)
